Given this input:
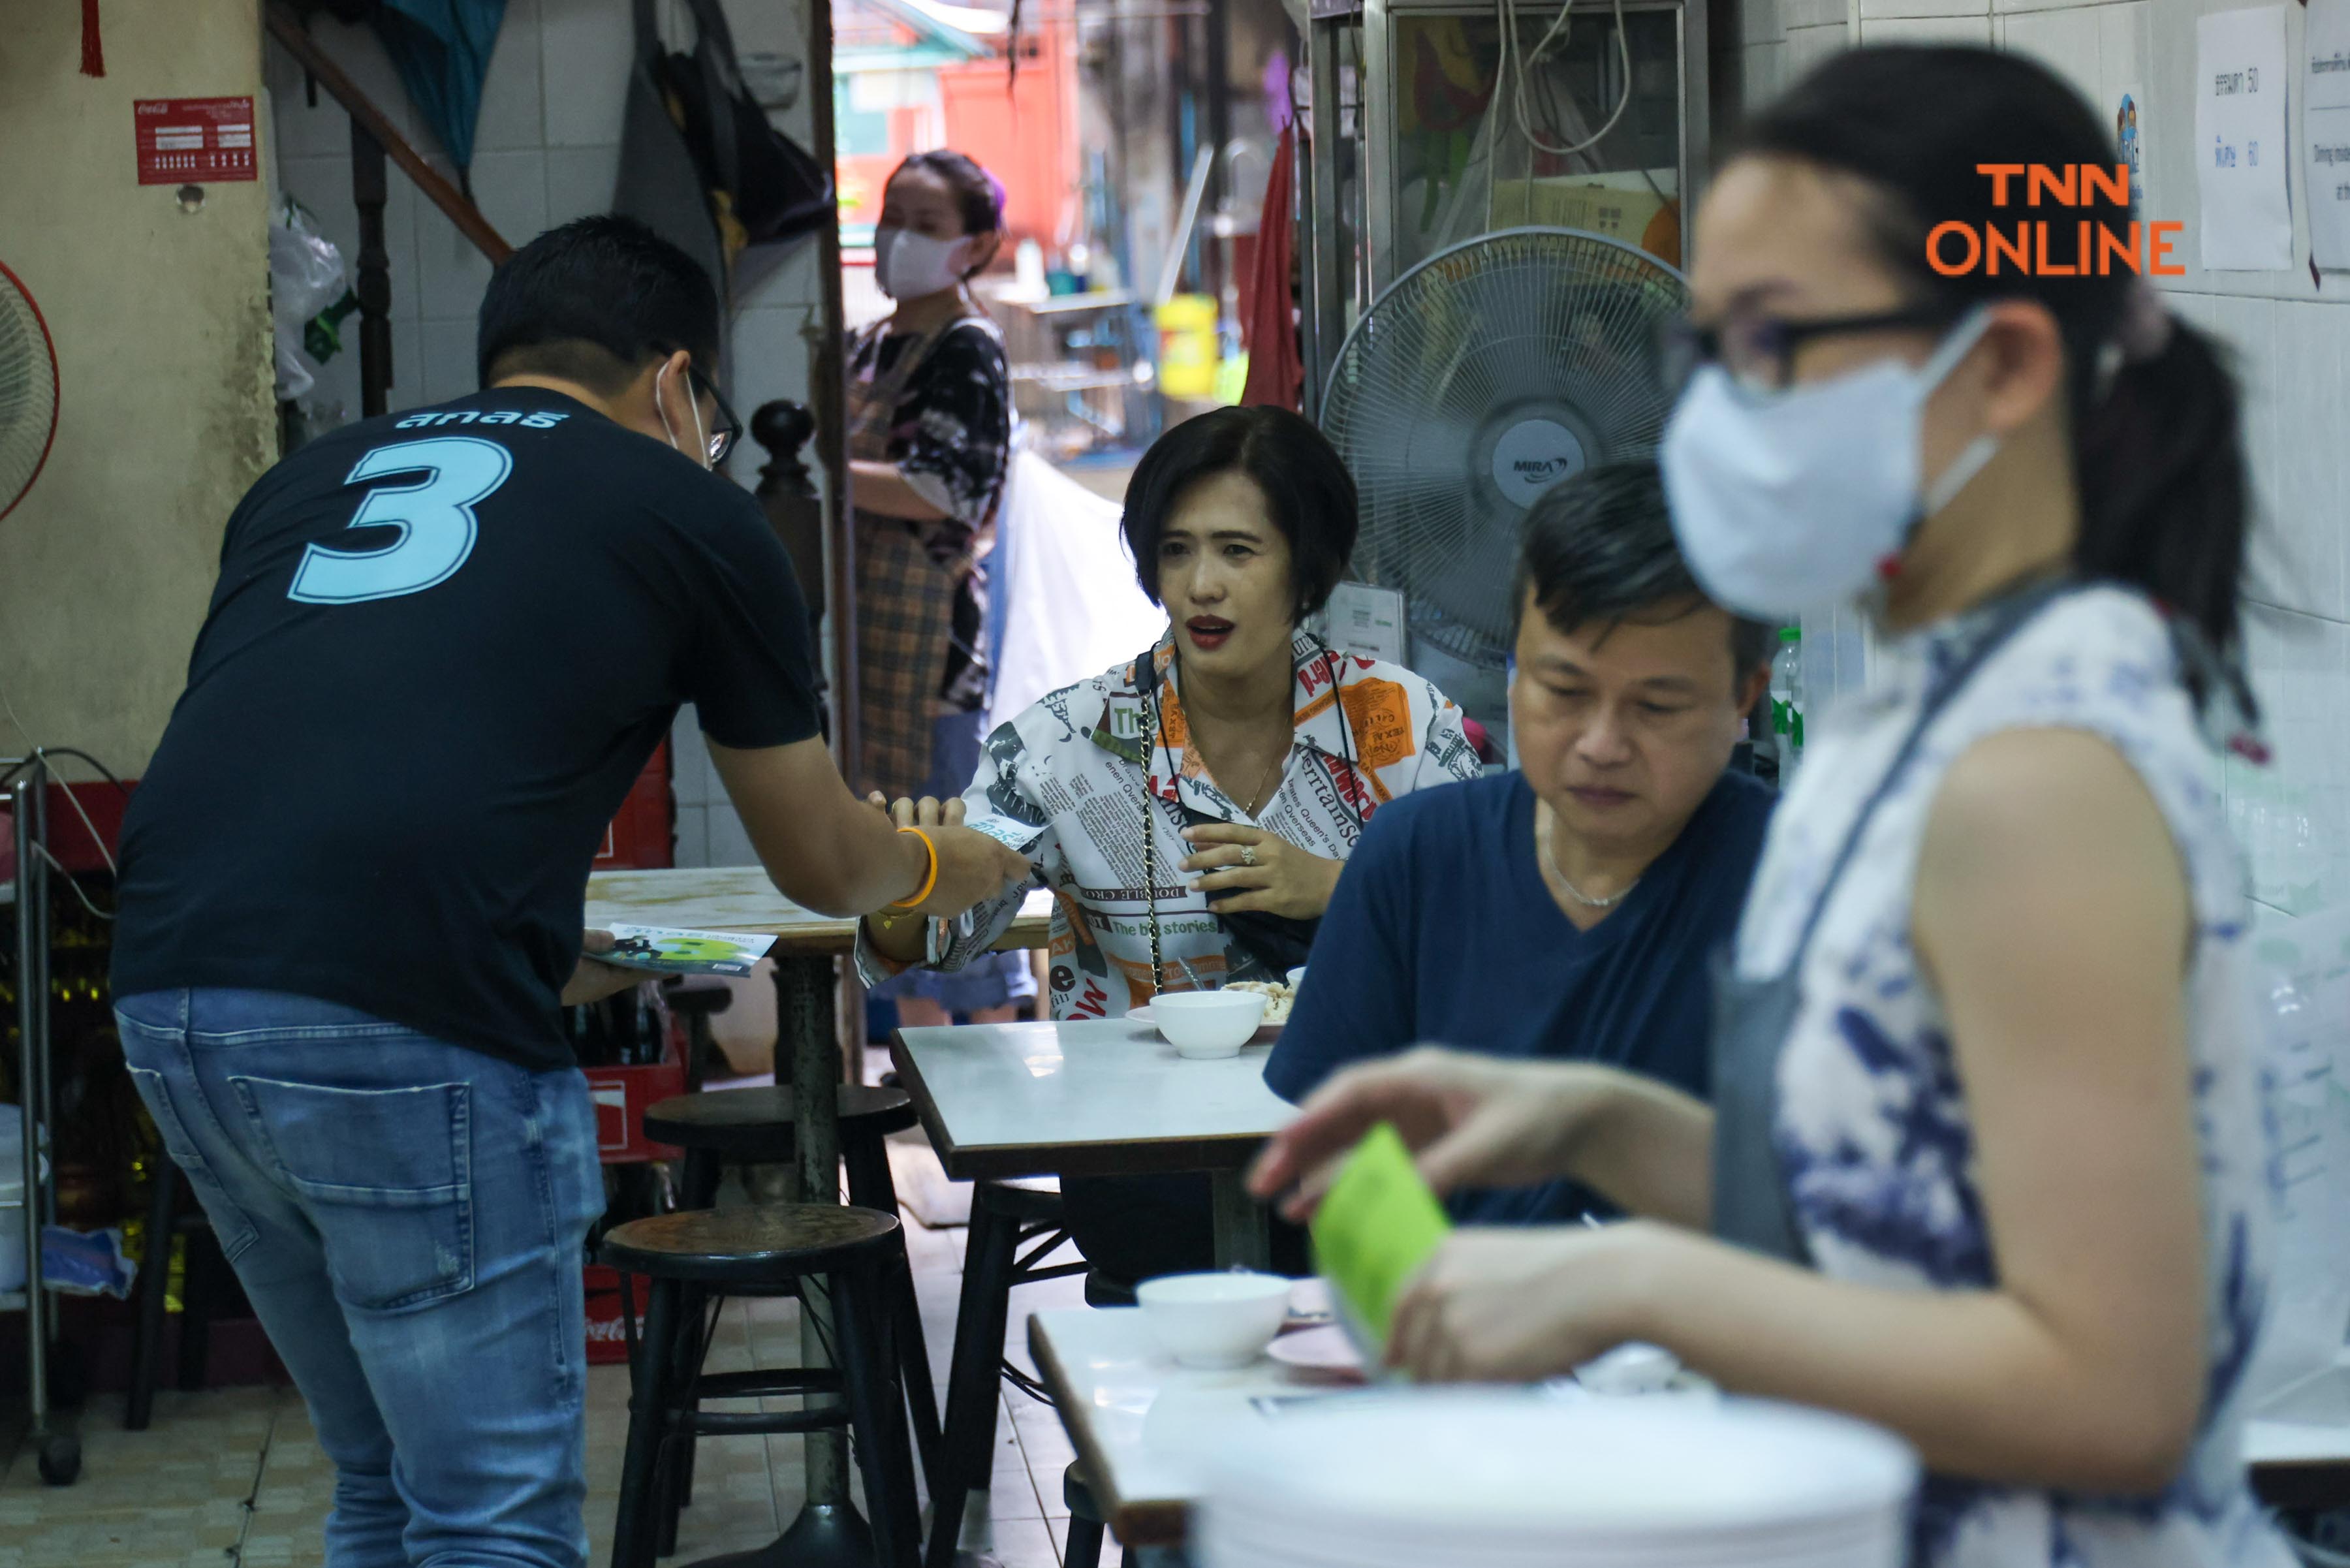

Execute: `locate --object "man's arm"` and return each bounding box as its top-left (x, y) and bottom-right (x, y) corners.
top-left (710, 737), bottom-right (1025, 918)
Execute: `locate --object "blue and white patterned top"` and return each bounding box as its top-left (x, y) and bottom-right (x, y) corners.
top-left (1732, 587), bottom-right (2291, 1568)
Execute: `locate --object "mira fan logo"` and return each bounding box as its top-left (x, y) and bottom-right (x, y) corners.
top-left (1927, 165), bottom-right (2185, 277)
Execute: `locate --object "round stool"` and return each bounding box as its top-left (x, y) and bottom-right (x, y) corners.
top-left (601, 1204), bottom-right (924, 1568)
top-left (642, 1085), bottom-right (941, 1521)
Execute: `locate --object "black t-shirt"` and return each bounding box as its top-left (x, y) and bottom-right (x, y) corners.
top-left (112, 388), bottom-right (820, 1070)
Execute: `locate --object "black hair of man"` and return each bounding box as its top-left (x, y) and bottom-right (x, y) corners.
top-left (477, 215), bottom-right (722, 396)
top-left (1514, 460), bottom-right (1774, 677)
top-left (1120, 405), bottom-right (1358, 623)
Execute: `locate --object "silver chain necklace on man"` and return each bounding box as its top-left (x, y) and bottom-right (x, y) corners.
top-left (1537, 802), bottom-right (1640, 909)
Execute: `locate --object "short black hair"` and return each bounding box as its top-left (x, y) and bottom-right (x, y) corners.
top-left (477, 215), bottom-right (721, 394)
top-left (1121, 406), bottom-right (1358, 621)
top-left (1513, 461), bottom-right (1772, 677)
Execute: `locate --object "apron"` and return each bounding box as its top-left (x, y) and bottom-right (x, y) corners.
top-left (1710, 580), bottom-right (2076, 1262)
top-left (848, 313), bottom-right (982, 802)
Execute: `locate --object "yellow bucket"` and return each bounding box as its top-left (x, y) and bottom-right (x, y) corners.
top-left (1155, 295), bottom-right (1220, 400)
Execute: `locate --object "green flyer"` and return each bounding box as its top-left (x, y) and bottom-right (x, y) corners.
top-left (1309, 1121), bottom-right (1452, 1366)
top-left (598, 923), bottom-right (776, 977)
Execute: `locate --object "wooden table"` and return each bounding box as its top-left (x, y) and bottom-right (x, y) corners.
top-left (1027, 1306), bottom-right (1364, 1550)
top-left (888, 1018), bottom-right (1293, 1271)
top-left (582, 867), bottom-right (1054, 1564)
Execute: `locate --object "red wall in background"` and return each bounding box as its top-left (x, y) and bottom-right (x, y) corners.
top-left (938, 27), bottom-right (1080, 249)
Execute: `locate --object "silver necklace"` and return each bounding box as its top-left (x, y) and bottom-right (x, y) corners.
top-left (1538, 806), bottom-right (1639, 909)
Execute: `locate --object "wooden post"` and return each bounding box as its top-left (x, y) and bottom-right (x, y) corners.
top-left (351, 120), bottom-right (393, 419)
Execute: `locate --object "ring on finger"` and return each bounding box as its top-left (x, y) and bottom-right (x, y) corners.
top-left (1240, 843), bottom-right (1259, 867)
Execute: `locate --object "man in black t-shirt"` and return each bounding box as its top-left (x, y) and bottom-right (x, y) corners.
top-left (109, 217), bottom-right (1022, 1567)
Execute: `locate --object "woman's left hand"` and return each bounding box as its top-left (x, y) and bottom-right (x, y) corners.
top-left (1388, 1222), bottom-right (1672, 1384)
top-left (1182, 824), bottom-right (1343, 918)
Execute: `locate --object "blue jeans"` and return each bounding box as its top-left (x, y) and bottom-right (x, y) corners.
top-left (116, 990), bottom-right (605, 1568)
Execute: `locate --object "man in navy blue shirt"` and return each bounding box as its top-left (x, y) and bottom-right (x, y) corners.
top-left (1264, 461), bottom-right (1774, 1224)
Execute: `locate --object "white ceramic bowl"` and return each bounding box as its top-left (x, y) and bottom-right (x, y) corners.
top-left (1152, 990), bottom-right (1266, 1058)
top-left (1137, 1272), bottom-right (1294, 1368)
top-left (1286, 966), bottom-right (1308, 990)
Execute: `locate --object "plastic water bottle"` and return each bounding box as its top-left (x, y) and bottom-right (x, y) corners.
top-left (1770, 627), bottom-right (1804, 781)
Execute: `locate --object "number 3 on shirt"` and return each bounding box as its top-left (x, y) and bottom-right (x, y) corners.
top-left (288, 437), bottom-right (512, 604)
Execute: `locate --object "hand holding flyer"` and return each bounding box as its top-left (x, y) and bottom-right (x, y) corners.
top-left (1309, 1121), bottom-right (1454, 1368)
top-left (597, 924), bottom-right (777, 977)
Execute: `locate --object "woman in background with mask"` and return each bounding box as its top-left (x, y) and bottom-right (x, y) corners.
top-left (850, 149), bottom-right (1034, 1026)
top-left (1252, 46), bottom-right (2290, 1568)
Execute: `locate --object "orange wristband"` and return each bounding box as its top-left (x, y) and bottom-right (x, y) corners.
top-left (888, 826), bottom-right (939, 909)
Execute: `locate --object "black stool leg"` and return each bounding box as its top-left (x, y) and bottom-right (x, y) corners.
top-left (926, 1189), bottom-right (1018, 1568)
top-left (1065, 1514), bottom-right (1107, 1568)
top-left (612, 1278), bottom-right (682, 1568)
top-left (836, 1252), bottom-right (924, 1568)
top-left (178, 1219), bottom-right (225, 1392)
top-left (665, 1146), bottom-right (725, 1537)
top-left (125, 1159), bottom-right (181, 1431)
top-left (845, 1129), bottom-right (943, 1488)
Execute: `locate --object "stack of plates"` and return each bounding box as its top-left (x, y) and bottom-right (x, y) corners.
top-left (1197, 1392), bottom-right (1916, 1568)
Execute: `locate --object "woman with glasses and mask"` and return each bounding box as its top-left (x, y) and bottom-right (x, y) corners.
top-left (850, 149), bottom-right (1033, 1027)
top-left (1252, 46), bottom-right (2291, 1568)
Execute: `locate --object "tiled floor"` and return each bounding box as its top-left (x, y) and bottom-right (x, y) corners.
top-left (0, 1128), bottom-right (1092, 1568)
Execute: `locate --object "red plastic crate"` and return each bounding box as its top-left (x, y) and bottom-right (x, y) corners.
top-left (593, 742), bottom-right (673, 870)
top-left (583, 1264), bottom-right (633, 1366)
top-left (582, 1034), bottom-right (686, 1166)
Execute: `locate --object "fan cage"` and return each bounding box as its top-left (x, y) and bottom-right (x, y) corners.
top-left (0, 259), bottom-right (61, 526)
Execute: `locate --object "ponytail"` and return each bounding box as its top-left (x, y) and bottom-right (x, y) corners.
top-left (2073, 321), bottom-right (2249, 659)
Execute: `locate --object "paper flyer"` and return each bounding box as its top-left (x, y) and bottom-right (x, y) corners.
top-left (2115, 84), bottom-right (2147, 212)
top-left (597, 924), bottom-right (776, 977)
top-left (1317, 582), bottom-right (1409, 667)
top-left (2197, 7), bottom-right (2295, 271)
top-left (2306, 0), bottom-right (2350, 267)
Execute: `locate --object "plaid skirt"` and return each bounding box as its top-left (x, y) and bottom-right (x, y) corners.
top-left (855, 512), bottom-right (960, 802)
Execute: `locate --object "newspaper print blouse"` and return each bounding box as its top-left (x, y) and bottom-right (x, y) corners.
top-left (1731, 587), bottom-right (2291, 1568)
top-left (858, 632), bottom-right (1479, 1019)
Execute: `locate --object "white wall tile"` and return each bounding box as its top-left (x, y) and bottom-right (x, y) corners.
top-left (671, 805), bottom-right (711, 870)
top-left (1860, 0), bottom-right (1989, 24)
top-left (1785, 0), bottom-right (1848, 32)
top-left (1999, 6), bottom-right (2105, 109)
top-left (420, 318), bottom-right (478, 406)
top-left (386, 317), bottom-right (430, 415)
top-left (670, 709), bottom-right (722, 808)
top-left (1742, 0), bottom-right (1787, 46)
top-left (474, 0), bottom-right (547, 157)
top-left (541, 0), bottom-right (636, 148)
top-left (1738, 41), bottom-right (1789, 108)
top-left (2097, 2), bottom-right (2151, 111)
top-left (2251, 301), bottom-right (2349, 619)
top-left (417, 149), bottom-right (549, 321)
top-left (1783, 21), bottom-right (1853, 81)
top-left (265, 24), bottom-right (413, 158)
top-left (1994, 0), bottom-right (2116, 18)
top-left (731, 302), bottom-right (817, 433)
top-left (546, 144), bottom-right (622, 227)
top-left (707, 804), bottom-right (759, 868)
top-left (1864, 14), bottom-right (1995, 42)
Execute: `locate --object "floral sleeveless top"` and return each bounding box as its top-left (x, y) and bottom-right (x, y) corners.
top-left (1732, 587), bottom-right (2291, 1568)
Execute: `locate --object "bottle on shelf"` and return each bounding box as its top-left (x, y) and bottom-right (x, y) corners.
top-left (1770, 627), bottom-right (1805, 783)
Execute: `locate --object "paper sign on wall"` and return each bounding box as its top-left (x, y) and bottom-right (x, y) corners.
top-left (2306, 0), bottom-right (2350, 268)
top-left (2115, 84), bottom-right (2148, 212)
top-left (1317, 582), bottom-right (1408, 667)
top-left (2196, 7), bottom-right (2294, 271)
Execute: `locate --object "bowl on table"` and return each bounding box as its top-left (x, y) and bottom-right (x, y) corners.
top-left (1146, 990), bottom-right (1267, 1058)
top-left (1137, 1271), bottom-right (1294, 1368)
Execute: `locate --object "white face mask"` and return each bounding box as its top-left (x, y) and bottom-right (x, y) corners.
top-left (1659, 308), bottom-right (1999, 621)
top-left (874, 227), bottom-right (971, 300)
top-left (655, 360), bottom-right (711, 471)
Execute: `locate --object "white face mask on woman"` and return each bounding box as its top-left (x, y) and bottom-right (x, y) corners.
top-left (1659, 307), bottom-right (1999, 621)
top-left (873, 227), bottom-right (971, 300)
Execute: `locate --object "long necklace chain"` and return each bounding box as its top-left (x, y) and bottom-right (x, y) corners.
top-left (1142, 687), bottom-right (1167, 995)
top-left (1537, 802), bottom-right (1640, 909)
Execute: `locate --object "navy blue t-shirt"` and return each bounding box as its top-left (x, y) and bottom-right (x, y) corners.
top-left (1262, 770), bottom-right (1773, 1224)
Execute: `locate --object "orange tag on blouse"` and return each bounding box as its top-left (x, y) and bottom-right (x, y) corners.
top-left (1340, 678), bottom-right (1416, 774)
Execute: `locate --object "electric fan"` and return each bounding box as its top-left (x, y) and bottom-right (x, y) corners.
top-left (1319, 227), bottom-right (1689, 732)
top-left (0, 260), bottom-right (61, 525)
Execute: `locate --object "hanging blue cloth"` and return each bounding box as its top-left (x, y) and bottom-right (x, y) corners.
top-left (371, 0), bottom-right (507, 172)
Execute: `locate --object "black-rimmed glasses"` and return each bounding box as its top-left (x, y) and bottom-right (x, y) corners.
top-left (685, 365), bottom-right (744, 467)
top-left (1658, 305), bottom-right (1958, 394)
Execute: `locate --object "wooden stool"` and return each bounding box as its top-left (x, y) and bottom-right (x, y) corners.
top-left (601, 1204), bottom-right (924, 1568)
top-left (641, 1086), bottom-right (941, 1524)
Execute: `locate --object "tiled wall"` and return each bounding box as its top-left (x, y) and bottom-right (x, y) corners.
top-left (1738, 0), bottom-right (2350, 916)
top-left (267, 0), bottom-right (823, 868)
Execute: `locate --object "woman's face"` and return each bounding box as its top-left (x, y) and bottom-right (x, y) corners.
top-left (1155, 471), bottom-right (1299, 686)
top-left (1687, 155), bottom-right (1988, 503)
top-left (879, 165), bottom-right (970, 242)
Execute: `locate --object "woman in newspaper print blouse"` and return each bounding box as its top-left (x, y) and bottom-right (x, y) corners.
top-left (858, 406), bottom-right (1479, 1276)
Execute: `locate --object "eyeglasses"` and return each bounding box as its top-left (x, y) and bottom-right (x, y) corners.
top-left (1658, 305), bottom-right (1957, 394)
top-left (686, 365), bottom-right (744, 467)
